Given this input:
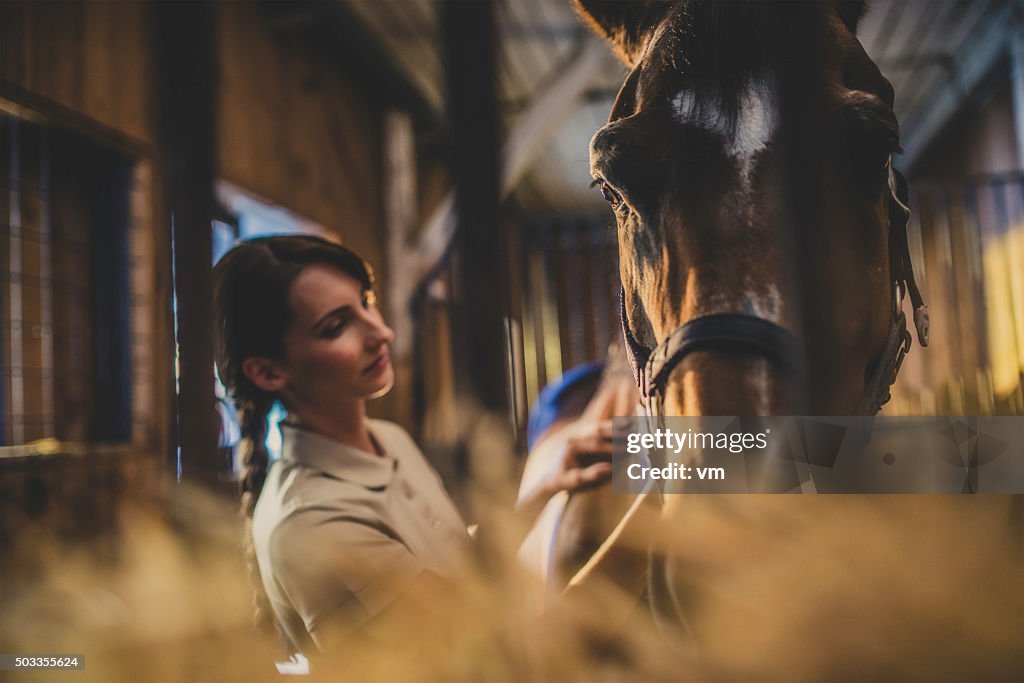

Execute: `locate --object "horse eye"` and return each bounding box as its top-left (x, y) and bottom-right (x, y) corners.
top-left (597, 180), bottom-right (623, 208)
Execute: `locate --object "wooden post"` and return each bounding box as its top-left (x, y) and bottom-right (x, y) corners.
top-left (415, 38), bottom-right (610, 284)
top-left (153, 1), bottom-right (220, 480)
top-left (439, 0), bottom-right (509, 416)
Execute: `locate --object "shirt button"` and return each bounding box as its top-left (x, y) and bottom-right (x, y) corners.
top-left (431, 519), bottom-right (442, 529)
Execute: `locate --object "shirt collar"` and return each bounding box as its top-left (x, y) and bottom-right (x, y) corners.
top-left (280, 423), bottom-right (395, 489)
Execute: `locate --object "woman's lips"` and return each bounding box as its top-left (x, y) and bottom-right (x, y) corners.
top-left (363, 351), bottom-right (390, 375)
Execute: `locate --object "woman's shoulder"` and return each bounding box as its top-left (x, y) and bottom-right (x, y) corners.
top-left (259, 489), bottom-right (392, 570)
top-left (255, 462), bottom-right (375, 534)
top-left (366, 418), bottom-right (411, 438)
top-left (367, 420), bottom-right (443, 482)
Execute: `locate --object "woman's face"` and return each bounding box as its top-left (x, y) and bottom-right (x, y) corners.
top-left (278, 264), bottom-right (394, 411)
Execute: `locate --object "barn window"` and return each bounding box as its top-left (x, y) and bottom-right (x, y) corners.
top-left (0, 111), bottom-right (153, 453)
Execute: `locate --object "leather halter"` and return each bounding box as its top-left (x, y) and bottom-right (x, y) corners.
top-left (621, 157), bottom-right (929, 416)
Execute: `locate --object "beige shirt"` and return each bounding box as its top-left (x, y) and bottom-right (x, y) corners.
top-left (252, 420), bottom-right (472, 651)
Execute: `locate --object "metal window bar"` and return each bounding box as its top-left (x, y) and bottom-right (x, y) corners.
top-left (0, 112), bottom-right (141, 451)
top-left (516, 213), bottom-right (618, 410)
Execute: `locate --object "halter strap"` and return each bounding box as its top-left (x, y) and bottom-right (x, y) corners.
top-left (857, 311), bottom-right (912, 415)
top-left (620, 289), bottom-right (651, 388)
top-left (620, 290), bottom-right (801, 404)
top-left (888, 161), bottom-right (929, 347)
top-left (852, 160), bottom-right (927, 414)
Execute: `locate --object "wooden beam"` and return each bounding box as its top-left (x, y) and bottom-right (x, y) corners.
top-left (384, 111), bottom-right (418, 362)
top-left (901, 3), bottom-right (1013, 172)
top-left (500, 38), bottom-right (612, 196)
top-left (266, 1), bottom-right (441, 130)
top-left (440, 0), bottom-right (507, 414)
top-left (1010, 1), bottom-right (1024, 170)
top-left (417, 38), bottom-right (609, 267)
top-left (387, 38), bottom-right (612, 371)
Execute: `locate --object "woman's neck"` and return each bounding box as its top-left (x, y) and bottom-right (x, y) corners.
top-left (290, 400), bottom-right (379, 455)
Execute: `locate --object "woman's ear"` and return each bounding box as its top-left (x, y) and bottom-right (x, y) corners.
top-left (242, 357), bottom-right (287, 393)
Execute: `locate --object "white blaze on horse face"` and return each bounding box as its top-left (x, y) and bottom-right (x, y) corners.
top-left (671, 76), bottom-right (778, 176)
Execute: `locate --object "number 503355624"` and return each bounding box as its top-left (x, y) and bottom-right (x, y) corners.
top-left (1, 654), bottom-right (85, 670)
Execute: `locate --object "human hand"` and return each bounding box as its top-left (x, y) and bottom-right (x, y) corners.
top-left (514, 418), bottom-right (615, 534)
top-left (547, 419), bottom-right (614, 494)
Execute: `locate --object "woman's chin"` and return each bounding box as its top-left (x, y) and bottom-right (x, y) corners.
top-left (366, 371), bottom-right (395, 400)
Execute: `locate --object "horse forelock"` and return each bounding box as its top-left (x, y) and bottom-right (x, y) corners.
top-left (616, 2), bottom-right (788, 136)
top-left (632, 2), bottom-right (876, 115)
top-left (613, 0), bottom-right (896, 188)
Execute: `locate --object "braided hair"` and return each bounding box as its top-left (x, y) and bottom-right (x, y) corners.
top-left (212, 235), bottom-right (374, 624)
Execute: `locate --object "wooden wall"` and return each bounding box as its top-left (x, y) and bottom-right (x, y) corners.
top-left (2, 0), bottom-right (393, 274)
top-left (217, 2), bottom-right (387, 277)
top-left (1, 0), bottom-right (166, 451)
top-left (0, 0), bottom-right (408, 559)
top-left (0, 0), bottom-right (170, 553)
top-left (217, 2), bottom-right (415, 426)
top-left (0, 0), bottom-right (153, 146)
top-left (2, 0), bottom-right (412, 467)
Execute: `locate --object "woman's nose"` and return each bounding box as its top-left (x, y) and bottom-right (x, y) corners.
top-left (366, 317), bottom-right (394, 347)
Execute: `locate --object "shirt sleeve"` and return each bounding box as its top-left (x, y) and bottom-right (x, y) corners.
top-left (269, 513), bottom-right (424, 647)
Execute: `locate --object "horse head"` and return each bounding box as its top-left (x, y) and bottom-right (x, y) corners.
top-left (578, 0), bottom-right (927, 415)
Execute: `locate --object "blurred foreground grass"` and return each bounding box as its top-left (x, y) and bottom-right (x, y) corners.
top-left (0, 473), bottom-right (1021, 682)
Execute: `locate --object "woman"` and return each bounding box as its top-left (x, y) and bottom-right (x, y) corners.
top-left (213, 235), bottom-right (613, 654)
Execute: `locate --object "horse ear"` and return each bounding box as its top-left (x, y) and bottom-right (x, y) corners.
top-left (574, 0), bottom-right (674, 66)
top-left (836, 1), bottom-right (868, 33)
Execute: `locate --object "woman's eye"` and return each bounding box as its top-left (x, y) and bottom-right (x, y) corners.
top-left (321, 320), bottom-right (348, 338)
top-left (593, 179), bottom-right (623, 209)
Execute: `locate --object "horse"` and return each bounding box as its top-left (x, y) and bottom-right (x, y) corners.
top-left (578, 0), bottom-right (929, 417)
top-left (561, 2), bottom-right (1023, 679)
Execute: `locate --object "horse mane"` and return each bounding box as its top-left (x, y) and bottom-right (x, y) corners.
top-left (654, 2), bottom-right (779, 135)
top-left (577, 1), bottom-right (868, 69)
top-left (585, 1), bottom-right (880, 161)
